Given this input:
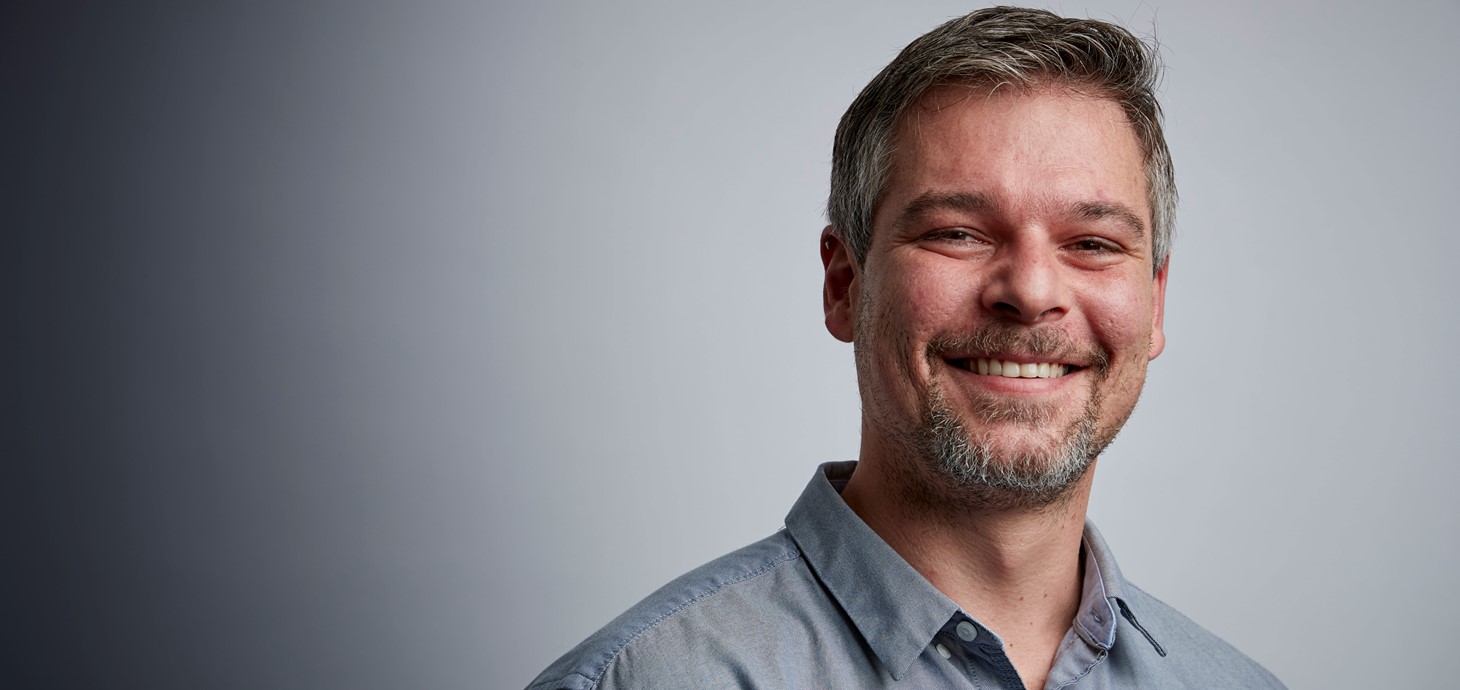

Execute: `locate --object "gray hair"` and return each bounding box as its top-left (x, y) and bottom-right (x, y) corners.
top-left (828, 6), bottom-right (1176, 273)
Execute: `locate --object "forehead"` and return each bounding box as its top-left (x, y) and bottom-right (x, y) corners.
top-left (876, 85), bottom-right (1149, 233)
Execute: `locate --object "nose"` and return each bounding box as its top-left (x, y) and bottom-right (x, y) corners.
top-left (980, 243), bottom-right (1069, 325)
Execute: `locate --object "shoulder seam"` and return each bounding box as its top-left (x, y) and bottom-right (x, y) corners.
top-left (587, 545), bottom-right (803, 688)
top-left (1122, 582), bottom-right (1193, 633)
top-left (1124, 581), bottom-right (1165, 606)
top-left (525, 670), bottom-right (594, 690)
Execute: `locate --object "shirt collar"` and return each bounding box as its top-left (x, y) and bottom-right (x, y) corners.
top-left (784, 461), bottom-right (960, 681)
top-left (784, 462), bottom-right (1153, 678)
top-left (1080, 519), bottom-right (1168, 657)
top-left (1074, 520), bottom-right (1122, 649)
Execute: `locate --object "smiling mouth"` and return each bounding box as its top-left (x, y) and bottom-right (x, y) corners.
top-left (948, 358), bottom-right (1078, 379)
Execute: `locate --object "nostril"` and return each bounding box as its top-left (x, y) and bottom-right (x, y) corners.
top-left (992, 301), bottom-right (1022, 316)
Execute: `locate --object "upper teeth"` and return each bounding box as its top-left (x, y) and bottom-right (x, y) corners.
top-left (974, 358), bottom-right (1068, 378)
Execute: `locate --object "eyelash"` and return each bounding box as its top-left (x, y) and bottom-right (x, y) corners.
top-left (1069, 238), bottom-right (1116, 252)
top-left (927, 230), bottom-right (1119, 253)
top-left (930, 229), bottom-right (982, 242)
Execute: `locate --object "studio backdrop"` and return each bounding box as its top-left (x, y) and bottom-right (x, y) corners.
top-left (9, 1), bottom-right (1458, 688)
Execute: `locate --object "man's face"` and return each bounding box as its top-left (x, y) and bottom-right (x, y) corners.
top-left (822, 85), bottom-right (1168, 505)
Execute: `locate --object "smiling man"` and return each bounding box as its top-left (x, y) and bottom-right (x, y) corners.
top-left (529, 7), bottom-right (1284, 689)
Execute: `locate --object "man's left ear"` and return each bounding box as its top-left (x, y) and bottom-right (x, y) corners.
top-left (1149, 256), bottom-right (1169, 360)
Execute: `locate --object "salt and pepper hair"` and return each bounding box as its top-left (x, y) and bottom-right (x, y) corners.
top-left (828, 6), bottom-right (1176, 273)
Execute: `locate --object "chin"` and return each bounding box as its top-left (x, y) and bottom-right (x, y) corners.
top-left (906, 390), bottom-right (1107, 510)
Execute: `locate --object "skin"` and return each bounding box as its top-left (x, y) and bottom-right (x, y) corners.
top-left (820, 85), bottom-right (1168, 690)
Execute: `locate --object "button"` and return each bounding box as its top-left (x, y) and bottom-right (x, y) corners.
top-left (956, 621), bottom-right (978, 641)
top-left (936, 643), bottom-right (951, 659)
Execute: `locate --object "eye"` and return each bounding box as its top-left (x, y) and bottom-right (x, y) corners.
top-left (1062, 236), bottom-right (1132, 268)
top-left (926, 227), bottom-right (983, 243)
top-left (915, 227), bottom-right (990, 258)
top-left (1067, 237), bottom-right (1120, 253)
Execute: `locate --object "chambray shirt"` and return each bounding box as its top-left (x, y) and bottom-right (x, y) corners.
top-left (528, 462), bottom-right (1284, 689)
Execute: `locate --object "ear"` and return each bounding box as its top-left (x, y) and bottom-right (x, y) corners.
top-left (1148, 255), bottom-right (1169, 360)
top-left (821, 225), bottom-right (857, 343)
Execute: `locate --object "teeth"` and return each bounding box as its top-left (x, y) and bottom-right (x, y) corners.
top-left (969, 358), bottom-right (1069, 379)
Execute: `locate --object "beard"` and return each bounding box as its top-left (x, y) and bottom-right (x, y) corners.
top-left (868, 322), bottom-right (1127, 512)
top-left (907, 385), bottom-right (1102, 510)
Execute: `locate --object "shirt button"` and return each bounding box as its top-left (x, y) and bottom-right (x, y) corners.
top-left (936, 643), bottom-right (952, 659)
top-left (956, 621), bottom-right (978, 641)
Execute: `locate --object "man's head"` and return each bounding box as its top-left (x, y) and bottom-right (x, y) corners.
top-left (821, 7), bottom-right (1172, 510)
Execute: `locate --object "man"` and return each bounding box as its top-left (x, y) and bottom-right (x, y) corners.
top-left (529, 7), bottom-right (1284, 689)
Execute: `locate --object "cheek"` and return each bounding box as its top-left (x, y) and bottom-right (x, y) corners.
top-left (859, 264), bottom-right (968, 377)
top-left (1085, 288), bottom-right (1157, 397)
top-left (899, 261), bottom-right (976, 328)
top-left (1083, 282), bottom-right (1156, 347)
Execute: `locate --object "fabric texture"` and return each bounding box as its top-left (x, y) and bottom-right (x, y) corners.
top-left (526, 462), bottom-right (1285, 689)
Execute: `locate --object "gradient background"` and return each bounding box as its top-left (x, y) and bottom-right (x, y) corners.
top-left (8, 1), bottom-right (1458, 688)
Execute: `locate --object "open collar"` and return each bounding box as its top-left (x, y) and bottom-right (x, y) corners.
top-left (784, 462), bottom-right (1160, 678)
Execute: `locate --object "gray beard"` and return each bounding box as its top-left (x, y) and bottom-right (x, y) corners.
top-left (854, 311), bottom-right (1126, 512)
top-left (904, 385), bottom-right (1106, 511)
top-left (894, 327), bottom-right (1115, 511)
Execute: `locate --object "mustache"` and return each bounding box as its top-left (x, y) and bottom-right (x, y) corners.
top-left (927, 325), bottom-right (1110, 372)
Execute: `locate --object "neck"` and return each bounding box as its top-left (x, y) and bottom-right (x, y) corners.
top-left (841, 439), bottom-right (1094, 689)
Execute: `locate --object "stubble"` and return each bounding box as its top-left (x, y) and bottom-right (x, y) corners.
top-left (861, 316), bottom-right (1130, 512)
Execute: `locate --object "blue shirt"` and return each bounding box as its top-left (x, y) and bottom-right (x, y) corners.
top-left (528, 462), bottom-right (1284, 689)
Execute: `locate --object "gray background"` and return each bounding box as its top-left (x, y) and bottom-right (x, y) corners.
top-left (7, 1), bottom-right (1458, 688)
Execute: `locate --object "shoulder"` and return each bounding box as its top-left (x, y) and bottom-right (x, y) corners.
top-left (525, 530), bottom-right (818, 690)
top-left (1116, 582), bottom-right (1286, 689)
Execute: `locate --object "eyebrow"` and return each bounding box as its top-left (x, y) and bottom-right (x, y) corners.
top-left (891, 192), bottom-right (994, 233)
top-left (1072, 201), bottom-right (1147, 241)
